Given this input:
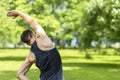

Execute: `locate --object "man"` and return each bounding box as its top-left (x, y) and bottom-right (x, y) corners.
top-left (7, 10), bottom-right (64, 80)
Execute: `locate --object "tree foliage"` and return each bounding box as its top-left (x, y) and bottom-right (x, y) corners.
top-left (80, 0), bottom-right (120, 48)
top-left (0, 0), bottom-right (120, 49)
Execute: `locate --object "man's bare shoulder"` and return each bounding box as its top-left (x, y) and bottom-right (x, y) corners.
top-left (36, 36), bottom-right (55, 51)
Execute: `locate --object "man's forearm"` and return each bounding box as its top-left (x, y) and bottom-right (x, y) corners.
top-left (17, 10), bottom-right (38, 30)
top-left (7, 10), bottom-right (46, 35)
top-left (17, 65), bottom-right (31, 80)
top-left (17, 57), bottom-right (32, 80)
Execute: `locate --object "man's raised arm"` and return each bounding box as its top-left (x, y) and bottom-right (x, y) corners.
top-left (7, 10), bottom-right (46, 35)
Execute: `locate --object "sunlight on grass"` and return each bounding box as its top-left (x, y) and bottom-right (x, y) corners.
top-left (63, 66), bottom-right (80, 71)
top-left (108, 69), bottom-right (120, 72)
top-left (0, 61), bottom-right (21, 71)
top-left (0, 48), bottom-right (120, 80)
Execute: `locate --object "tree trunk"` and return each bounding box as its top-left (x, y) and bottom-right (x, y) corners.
top-left (84, 48), bottom-right (92, 59)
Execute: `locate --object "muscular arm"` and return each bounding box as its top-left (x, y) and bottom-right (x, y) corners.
top-left (7, 10), bottom-right (46, 36)
top-left (16, 52), bottom-right (35, 80)
top-left (7, 10), bottom-right (54, 50)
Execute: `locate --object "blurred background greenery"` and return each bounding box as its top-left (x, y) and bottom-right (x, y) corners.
top-left (0, 0), bottom-right (120, 50)
top-left (0, 0), bottom-right (120, 80)
top-left (1, 0), bottom-right (120, 58)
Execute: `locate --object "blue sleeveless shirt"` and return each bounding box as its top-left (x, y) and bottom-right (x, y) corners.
top-left (30, 41), bottom-right (63, 80)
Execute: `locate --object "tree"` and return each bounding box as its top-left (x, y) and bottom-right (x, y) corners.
top-left (80, 0), bottom-right (120, 54)
top-left (7, 0), bottom-right (84, 48)
top-left (0, 0), bottom-right (23, 47)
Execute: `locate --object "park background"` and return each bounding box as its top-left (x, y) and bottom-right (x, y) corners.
top-left (0, 0), bottom-right (120, 80)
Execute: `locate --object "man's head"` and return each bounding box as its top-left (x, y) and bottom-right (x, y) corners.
top-left (21, 30), bottom-right (35, 46)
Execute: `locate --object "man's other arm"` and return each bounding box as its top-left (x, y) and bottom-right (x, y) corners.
top-left (16, 52), bottom-right (34, 80)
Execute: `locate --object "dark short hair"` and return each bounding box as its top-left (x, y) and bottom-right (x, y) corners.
top-left (20, 30), bottom-right (33, 44)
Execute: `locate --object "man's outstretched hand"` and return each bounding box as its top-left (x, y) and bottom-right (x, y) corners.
top-left (7, 10), bottom-right (19, 19)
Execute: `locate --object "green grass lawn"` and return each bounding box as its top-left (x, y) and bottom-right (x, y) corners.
top-left (0, 48), bottom-right (120, 80)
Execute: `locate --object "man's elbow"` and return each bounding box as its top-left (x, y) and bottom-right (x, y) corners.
top-left (16, 73), bottom-right (20, 79)
top-left (16, 73), bottom-right (23, 79)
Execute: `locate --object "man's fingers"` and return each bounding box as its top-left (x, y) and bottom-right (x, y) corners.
top-left (7, 11), bottom-right (18, 19)
top-left (7, 12), bottom-right (13, 16)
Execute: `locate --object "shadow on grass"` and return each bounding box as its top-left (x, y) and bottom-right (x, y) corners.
top-left (63, 62), bottom-right (120, 80)
top-left (103, 60), bottom-right (120, 62)
top-left (62, 56), bottom-right (84, 60)
top-left (1, 56), bottom-right (120, 69)
top-left (0, 56), bottom-right (26, 61)
top-left (63, 62), bottom-right (120, 68)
